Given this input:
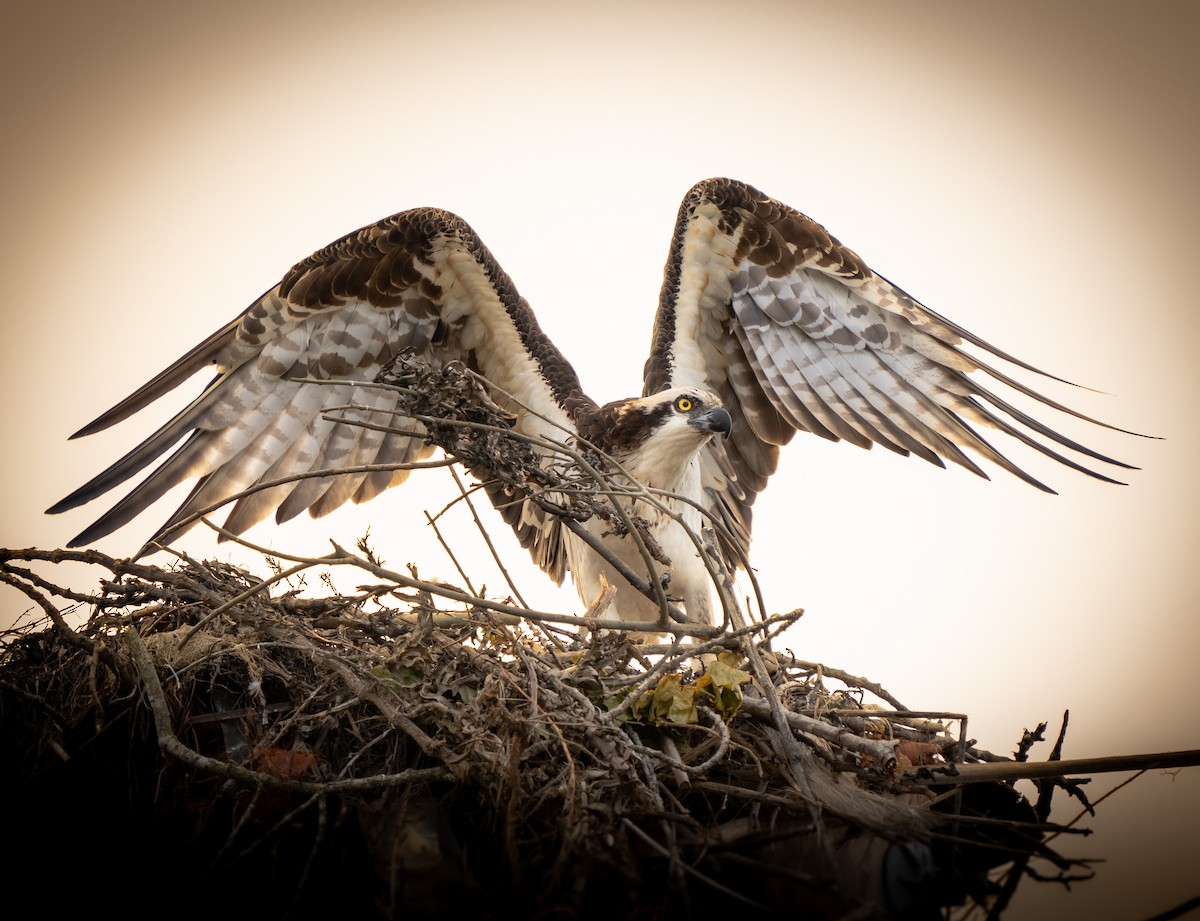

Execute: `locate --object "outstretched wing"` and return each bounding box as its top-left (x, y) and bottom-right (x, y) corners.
top-left (645, 177), bottom-right (1136, 563)
top-left (49, 209), bottom-right (588, 579)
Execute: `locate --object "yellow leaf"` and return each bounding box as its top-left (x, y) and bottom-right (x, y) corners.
top-left (652, 675), bottom-right (700, 725)
top-left (703, 653), bottom-right (751, 717)
top-left (705, 653), bottom-right (751, 691)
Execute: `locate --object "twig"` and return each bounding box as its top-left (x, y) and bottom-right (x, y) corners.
top-left (447, 464), bottom-right (528, 608)
top-left (180, 559), bottom-right (322, 648)
top-left (620, 818), bottom-right (772, 911)
top-left (423, 509), bottom-right (477, 598)
top-left (902, 750), bottom-right (1200, 784)
top-left (776, 656), bottom-right (909, 711)
top-left (1142, 895), bottom-right (1200, 921)
top-left (738, 697), bottom-right (900, 769)
top-left (124, 626), bottom-right (451, 792)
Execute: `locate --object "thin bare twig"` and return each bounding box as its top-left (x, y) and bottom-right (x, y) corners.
top-left (124, 626), bottom-right (451, 792)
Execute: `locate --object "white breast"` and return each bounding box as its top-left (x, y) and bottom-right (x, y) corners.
top-left (565, 451), bottom-right (716, 629)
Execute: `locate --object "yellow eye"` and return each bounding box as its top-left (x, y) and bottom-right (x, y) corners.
top-left (674, 396), bottom-right (694, 413)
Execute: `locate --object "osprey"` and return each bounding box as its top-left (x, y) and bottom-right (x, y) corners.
top-left (48, 178), bottom-right (1133, 628)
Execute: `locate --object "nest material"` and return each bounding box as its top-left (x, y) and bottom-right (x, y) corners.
top-left (0, 358), bottom-right (1099, 918)
top-left (0, 547), bottom-right (1084, 921)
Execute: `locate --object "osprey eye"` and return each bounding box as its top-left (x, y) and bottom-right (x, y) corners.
top-left (674, 396), bottom-right (694, 413)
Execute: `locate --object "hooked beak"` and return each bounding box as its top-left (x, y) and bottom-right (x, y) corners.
top-left (690, 406), bottom-right (732, 438)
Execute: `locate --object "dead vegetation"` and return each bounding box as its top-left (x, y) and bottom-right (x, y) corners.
top-left (1, 543), bottom-right (1089, 920)
top-left (1, 358), bottom-right (1182, 919)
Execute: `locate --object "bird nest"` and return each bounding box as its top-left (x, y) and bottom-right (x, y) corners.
top-left (1, 545), bottom-right (1099, 920)
top-left (0, 358), bottom-right (1108, 919)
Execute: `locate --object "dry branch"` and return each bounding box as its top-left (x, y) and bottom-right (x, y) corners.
top-left (904, 750), bottom-right (1200, 784)
top-left (0, 359), bottom-right (1163, 919)
top-left (0, 543), bottom-right (1107, 920)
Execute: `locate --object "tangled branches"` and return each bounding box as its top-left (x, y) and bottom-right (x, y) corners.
top-left (1, 358), bottom-right (1147, 919)
top-left (0, 543), bottom-right (1104, 920)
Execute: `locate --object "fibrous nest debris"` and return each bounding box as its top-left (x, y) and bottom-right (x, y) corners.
top-left (0, 547), bottom-right (1095, 921)
top-left (0, 357), bottom-right (1122, 919)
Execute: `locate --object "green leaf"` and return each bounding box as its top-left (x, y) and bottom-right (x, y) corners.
top-left (392, 664), bottom-right (425, 686)
top-left (456, 683), bottom-right (478, 705)
top-left (371, 662), bottom-right (424, 689)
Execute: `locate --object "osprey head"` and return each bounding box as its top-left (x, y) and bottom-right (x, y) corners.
top-left (582, 386), bottom-right (731, 460)
top-left (668, 387), bottom-right (734, 439)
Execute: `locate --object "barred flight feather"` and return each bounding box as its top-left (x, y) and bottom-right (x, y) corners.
top-left (49, 179), bottom-right (1144, 626)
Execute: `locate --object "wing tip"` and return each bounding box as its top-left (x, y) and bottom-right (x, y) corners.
top-left (67, 413), bottom-right (119, 440)
top-left (65, 524), bottom-right (104, 548)
top-left (45, 483), bottom-right (104, 516)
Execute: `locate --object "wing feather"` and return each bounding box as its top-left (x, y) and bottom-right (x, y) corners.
top-left (52, 209), bottom-right (589, 579)
top-left (54, 181), bottom-right (1142, 598)
top-left (647, 178), bottom-right (1138, 565)
top-left (786, 335), bottom-right (913, 454)
top-left (732, 318), bottom-right (842, 443)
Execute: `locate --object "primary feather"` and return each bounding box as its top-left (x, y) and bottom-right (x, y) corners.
top-left (49, 179), bottom-right (1138, 626)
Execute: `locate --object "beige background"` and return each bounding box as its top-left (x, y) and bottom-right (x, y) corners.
top-left (2, 1), bottom-right (1197, 917)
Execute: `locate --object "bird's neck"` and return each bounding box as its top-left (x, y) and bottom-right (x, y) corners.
top-left (616, 440), bottom-right (705, 495)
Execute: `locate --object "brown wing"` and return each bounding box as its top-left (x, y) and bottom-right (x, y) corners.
top-left (49, 209), bottom-right (589, 580)
top-left (645, 178), bottom-right (1137, 564)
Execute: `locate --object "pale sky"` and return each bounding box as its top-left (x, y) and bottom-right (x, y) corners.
top-left (2, 2), bottom-right (1197, 917)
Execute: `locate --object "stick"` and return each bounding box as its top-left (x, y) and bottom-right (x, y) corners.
top-left (903, 749), bottom-right (1200, 784)
top-left (124, 625), bottom-right (451, 792)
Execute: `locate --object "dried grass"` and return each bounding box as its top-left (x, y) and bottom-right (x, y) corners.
top-left (1, 542), bottom-right (1096, 920)
top-left (0, 359), bottom-right (1120, 919)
